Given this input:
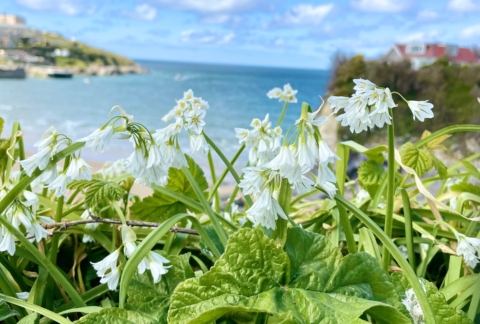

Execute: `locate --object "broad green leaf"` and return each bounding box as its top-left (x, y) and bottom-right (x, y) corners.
top-left (75, 308), bottom-right (154, 323)
top-left (422, 130), bottom-right (450, 150)
top-left (340, 141), bottom-right (387, 163)
top-left (167, 227), bottom-right (410, 324)
top-left (69, 179), bottom-right (126, 208)
top-left (125, 253), bottom-right (194, 323)
top-left (0, 301), bottom-right (18, 321)
top-left (431, 155), bottom-right (448, 179)
top-left (357, 160), bottom-right (386, 197)
top-left (451, 183), bottom-right (480, 196)
top-left (130, 155), bottom-right (208, 222)
top-left (391, 273), bottom-right (471, 324)
top-left (17, 313), bottom-right (37, 324)
top-left (399, 142), bottom-right (433, 177)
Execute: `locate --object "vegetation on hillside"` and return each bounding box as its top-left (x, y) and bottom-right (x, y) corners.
top-left (328, 54), bottom-right (480, 144)
top-left (14, 33), bottom-right (134, 67)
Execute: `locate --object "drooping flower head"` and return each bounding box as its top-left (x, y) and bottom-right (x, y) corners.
top-left (267, 83), bottom-right (298, 103)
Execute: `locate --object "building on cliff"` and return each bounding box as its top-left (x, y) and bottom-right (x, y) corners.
top-left (383, 43), bottom-right (479, 70)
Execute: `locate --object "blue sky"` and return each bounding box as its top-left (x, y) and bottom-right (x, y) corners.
top-left (1, 0), bottom-right (480, 69)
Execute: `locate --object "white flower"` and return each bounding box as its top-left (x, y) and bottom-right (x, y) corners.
top-left (246, 189), bottom-right (287, 230)
top-left (120, 226), bottom-right (137, 258)
top-left (336, 94), bottom-right (371, 134)
top-left (81, 209), bottom-right (98, 243)
top-left (266, 145), bottom-right (295, 177)
top-left (267, 87), bottom-right (282, 99)
top-left (401, 281), bottom-right (426, 324)
top-left (327, 96), bottom-right (349, 113)
top-left (369, 88), bottom-right (395, 128)
top-left (147, 144), bottom-right (162, 168)
top-left (27, 222), bottom-right (50, 242)
top-left (398, 245), bottom-right (409, 259)
top-left (145, 251), bottom-right (171, 283)
top-left (78, 125), bottom-right (114, 154)
top-left (185, 109), bottom-right (206, 134)
top-left (48, 173), bottom-right (70, 197)
top-left (318, 139), bottom-right (339, 166)
top-left (280, 84), bottom-right (298, 103)
top-left (34, 126), bottom-right (57, 150)
top-left (355, 189), bottom-right (370, 204)
top-left (189, 133), bottom-right (209, 155)
top-left (162, 105), bottom-right (184, 123)
top-left (33, 163), bottom-right (58, 186)
top-left (235, 128), bottom-right (249, 144)
top-left (16, 292), bottom-right (29, 301)
top-left (91, 249), bottom-right (120, 276)
top-left (408, 101), bottom-right (434, 122)
top-left (353, 78), bottom-right (375, 94)
top-left (100, 267), bottom-right (120, 291)
top-left (183, 89), bottom-right (194, 101)
top-left (20, 155), bottom-right (39, 176)
top-left (0, 230), bottom-right (15, 256)
top-left (161, 143), bottom-right (187, 169)
top-left (296, 141), bottom-right (316, 171)
top-left (66, 156), bottom-right (92, 181)
top-left (455, 232), bottom-right (480, 268)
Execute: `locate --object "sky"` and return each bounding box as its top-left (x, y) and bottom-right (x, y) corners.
top-left (1, 0), bottom-right (480, 69)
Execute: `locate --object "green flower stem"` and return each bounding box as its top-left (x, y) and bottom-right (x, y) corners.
top-left (3, 122), bottom-right (19, 185)
top-left (381, 111), bottom-right (396, 271)
top-left (49, 155), bottom-right (71, 263)
top-left (272, 179), bottom-right (292, 246)
top-left (0, 293), bottom-right (72, 324)
top-left (203, 133), bottom-right (253, 207)
top-left (225, 185), bottom-right (240, 213)
top-left (208, 143), bottom-right (245, 202)
top-left (401, 189), bottom-right (416, 270)
top-left (334, 194), bottom-right (436, 324)
top-left (182, 167), bottom-right (228, 245)
top-left (112, 200), bottom-right (127, 225)
top-left (335, 143), bottom-right (357, 253)
top-left (118, 213), bottom-right (221, 308)
top-left (277, 102), bottom-right (289, 127)
top-left (207, 151), bottom-right (221, 213)
top-left (416, 124), bottom-right (480, 148)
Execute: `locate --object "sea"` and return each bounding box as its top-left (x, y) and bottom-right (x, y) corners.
top-left (0, 60), bottom-right (330, 181)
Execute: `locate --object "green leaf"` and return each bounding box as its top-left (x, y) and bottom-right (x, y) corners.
top-left (431, 155), bottom-right (448, 179)
top-left (130, 155), bottom-right (208, 222)
top-left (75, 308), bottom-right (154, 324)
top-left (357, 160), bottom-right (386, 197)
top-left (340, 141), bottom-right (387, 163)
top-left (391, 273), bottom-right (471, 324)
top-left (17, 313), bottom-right (37, 324)
top-left (167, 227), bottom-right (410, 324)
top-left (0, 301), bottom-right (18, 321)
top-left (69, 179), bottom-right (126, 209)
top-left (399, 142), bottom-right (433, 177)
top-left (199, 226), bottom-right (225, 261)
top-left (451, 183), bottom-right (480, 196)
top-left (125, 253), bottom-right (194, 323)
top-left (461, 161), bottom-right (480, 181)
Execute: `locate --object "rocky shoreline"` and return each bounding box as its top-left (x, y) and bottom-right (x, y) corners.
top-left (26, 64), bottom-right (147, 77)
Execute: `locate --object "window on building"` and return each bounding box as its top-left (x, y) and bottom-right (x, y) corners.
top-left (445, 45), bottom-right (458, 56)
top-left (406, 44), bottom-right (426, 54)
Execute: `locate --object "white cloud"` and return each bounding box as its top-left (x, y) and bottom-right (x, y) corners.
top-left (396, 30), bottom-right (439, 42)
top-left (274, 4), bottom-right (333, 26)
top-left (180, 30), bottom-right (235, 44)
top-left (16, 0), bottom-right (95, 15)
top-left (459, 24), bottom-right (480, 38)
top-left (351, 0), bottom-right (410, 13)
top-left (154, 0), bottom-right (258, 13)
top-left (200, 14), bottom-right (242, 25)
top-left (130, 4), bottom-right (157, 21)
top-left (417, 10), bottom-right (439, 21)
top-left (447, 0), bottom-right (480, 12)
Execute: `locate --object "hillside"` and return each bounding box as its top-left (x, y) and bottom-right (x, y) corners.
top-left (14, 33), bottom-right (135, 68)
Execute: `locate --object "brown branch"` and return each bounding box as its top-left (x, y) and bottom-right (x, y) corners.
top-left (43, 217), bottom-right (199, 235)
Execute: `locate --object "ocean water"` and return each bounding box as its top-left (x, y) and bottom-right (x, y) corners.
top-left (0, 60), bottom-right (330, 179)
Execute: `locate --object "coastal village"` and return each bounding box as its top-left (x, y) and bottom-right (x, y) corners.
top-left (0, 13), bottom-right (146, 78)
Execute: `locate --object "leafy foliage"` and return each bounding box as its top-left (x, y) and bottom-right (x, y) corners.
top-left (69, 179), bottom-right (126, 208)
top-left (399, 142), bottom-right (433, 177)
top-left (358, 160), bottom-right (386, 196)
top-left (391, 273), bottom-right (471, 324)
top-left (0, 301), bottom-right (18, 322)
top-left (167, 227), bottom-right (410, 323)
top-left (451, 183), bottom-right (480, 196)
top-left (130, 155), bottom-right (208, 222)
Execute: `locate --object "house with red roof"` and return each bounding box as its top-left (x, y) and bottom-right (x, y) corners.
top-left (383, 43), bottom-right (479, 70)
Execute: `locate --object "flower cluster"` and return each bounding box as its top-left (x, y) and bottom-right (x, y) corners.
top-left (455, 232), bottom-right (480, 268)
top-left (328, 79), bottom-right (434, 133)
top-left (235, 114), bottom-right (282, 167)
top-left (21, 127), bottom-right (92, 197)
top-left (238, 92), bottom-right (340, 229)
top-left (91, 225), bottom-right (171, 290)
top-left (0, 189), bottom-right (53, 255)
top-left (156, 89), bottom-right (209, 157)
top-left (97, 159), bottom-right (129, 179)
top-left (267, 84), bottom-right (298, 103)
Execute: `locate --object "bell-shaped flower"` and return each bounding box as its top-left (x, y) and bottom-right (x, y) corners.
top-left (91, 249), bottom-right (120, 278)
top-left (0, 229), bottom-right (15, 256)
top-left (327, 96), bottom-right (349, 113)
top-left (353, 78), bottom-right (376, 93)
top-left (48, 173), bottom-right (70, 197)
top-left (66, 156), bottom-right (92, 181)
top-left (145, 251), bottom-right (171, 283)
top-left (318, 139), bottom-right (339, 166)
top-left (120, 225), bottom-right (137, 258)
top-left (78, 125), bottom-right (114, 154)
top-left (408, 100), bottom-right (434, 122)
top-left (455, 232), bottom-right (480, 268)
